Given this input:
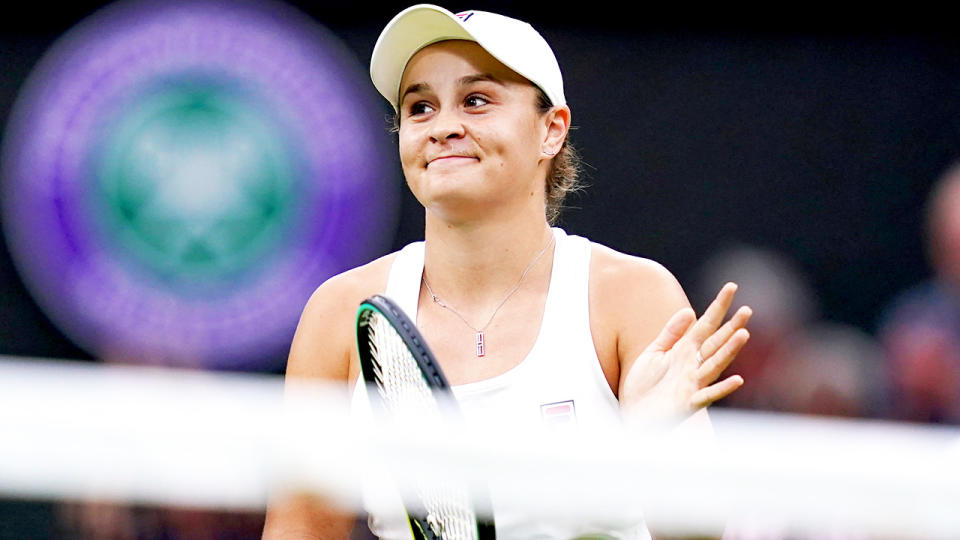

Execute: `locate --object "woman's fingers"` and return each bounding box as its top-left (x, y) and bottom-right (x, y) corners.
top-left (645, 308), bottom-right (696, 354)
top-left (686, 282), bottom-right (738, 346)
top-left (698, 305), bottom-right (752, 361)
top-left (697, 328), bottom-right (750, 385)
top-left (691, 374), bottom-right (745, 409)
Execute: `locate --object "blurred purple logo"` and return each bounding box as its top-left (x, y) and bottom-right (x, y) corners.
top-left (1, 0), bottom-right (399, 369)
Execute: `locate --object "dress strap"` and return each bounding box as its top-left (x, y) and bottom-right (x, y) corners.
top-left (384, 241), bottom-right (425, 322)
top-left (541, 228), bottom-right (591, 335)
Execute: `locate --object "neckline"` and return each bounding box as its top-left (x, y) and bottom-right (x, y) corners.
top-left (415, 227), bottom-right (565, 394)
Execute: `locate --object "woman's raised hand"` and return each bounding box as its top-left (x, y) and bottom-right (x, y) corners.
top-left (620, 283), bottom-right (752, 424)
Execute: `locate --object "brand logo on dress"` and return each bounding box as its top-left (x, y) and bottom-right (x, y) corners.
top-left (540, 400), bottom-right (576, 425)
top-left (455, 11), bottom-right (474, 22)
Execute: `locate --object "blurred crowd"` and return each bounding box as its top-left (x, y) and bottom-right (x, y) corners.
top-left (696, 163), bottom-right (960, 424)
top-left (687, 164), bottom-right (960, 540)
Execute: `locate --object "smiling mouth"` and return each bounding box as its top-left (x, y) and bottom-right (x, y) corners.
top-left (427, 156), bottom-right (477, 167)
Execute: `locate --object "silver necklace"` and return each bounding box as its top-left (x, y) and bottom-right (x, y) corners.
top-left (422, 233), bottom-right (555, 357)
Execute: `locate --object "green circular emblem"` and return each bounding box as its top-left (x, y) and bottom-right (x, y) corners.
top-left (91, 81), bottom-right (298, 288)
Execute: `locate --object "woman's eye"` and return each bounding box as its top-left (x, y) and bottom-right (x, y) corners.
top-left (465, 95), bottom-right (489, 108)
top-left (408, 102), bottom-right (434, 116)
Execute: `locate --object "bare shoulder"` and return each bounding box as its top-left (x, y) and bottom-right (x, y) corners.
top-left (589, 243), bottom-right (691, 373)
top-left (590, 243), bottom-right (689, 313)
top-left (285, 252), bottom-right (398, 383)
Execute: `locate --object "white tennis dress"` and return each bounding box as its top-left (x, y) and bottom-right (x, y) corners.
top-left (355, 228), bottom-right (651, 540)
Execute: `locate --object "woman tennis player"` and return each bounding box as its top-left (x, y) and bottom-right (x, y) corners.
top-left (264, 5), bottom-right (751, 539)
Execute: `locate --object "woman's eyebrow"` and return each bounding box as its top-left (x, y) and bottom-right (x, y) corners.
top-left (399, 82), bottom-right (430, 106)
top-left (399, 73), bottom-right (502, 105)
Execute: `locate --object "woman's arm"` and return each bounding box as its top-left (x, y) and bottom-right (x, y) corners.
top-left (589, 245), bottom-right (750, 425)
top-left (263, 259), bottom-right (392, 540)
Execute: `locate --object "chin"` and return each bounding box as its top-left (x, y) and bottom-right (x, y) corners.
top-left (424, 193), bottom-right (497, 221)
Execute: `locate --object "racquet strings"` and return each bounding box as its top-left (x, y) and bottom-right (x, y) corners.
top-left (364, 310), bottom-right (443, 424)
top-left (361, 307), bottom-right (482, 540)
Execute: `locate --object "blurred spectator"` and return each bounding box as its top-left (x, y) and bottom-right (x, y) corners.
top-left (877, 163), bottom-right (960, 424)
top-left (55, 501), bottom-right (266, 539)
top-left (697, 245), bottom-right (888, 417)
top-left (696, 245), bottom-right (813, 410)
top-left (764, 323), bottom-right (888, 418)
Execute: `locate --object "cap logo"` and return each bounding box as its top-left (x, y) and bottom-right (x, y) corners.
top-left (455, 11), bottom-right (474, 22)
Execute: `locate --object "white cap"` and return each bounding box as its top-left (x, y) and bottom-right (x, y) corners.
top-left (370, 4), bottom-right (566, 111)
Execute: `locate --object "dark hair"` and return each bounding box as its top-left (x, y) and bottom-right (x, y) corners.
top-left (390, 87), bottom-right (582, 225)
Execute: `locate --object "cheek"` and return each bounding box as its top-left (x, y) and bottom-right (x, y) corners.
top-left (507, 123), bottom-right (546, 170)
top-left (397, 130), bottom-right (420, 171)
top-left (516, 116), bottom-right (545, 157)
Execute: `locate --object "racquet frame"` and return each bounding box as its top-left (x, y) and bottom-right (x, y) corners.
top-left (357, 294), bottom-right (495, 540)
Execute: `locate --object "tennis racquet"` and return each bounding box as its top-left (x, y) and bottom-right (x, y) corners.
top-left (357, 294), bottom-right (496, 540)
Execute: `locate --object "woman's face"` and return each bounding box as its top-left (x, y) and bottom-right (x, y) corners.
top-left (397, 40), bottom-right (549, 223)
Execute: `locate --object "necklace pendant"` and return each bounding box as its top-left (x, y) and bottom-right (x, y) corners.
top-left (476, 331), bottom-right (485, 357)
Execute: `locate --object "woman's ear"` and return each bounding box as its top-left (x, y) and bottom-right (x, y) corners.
top-left (541, 106), bottom-right (571, 157)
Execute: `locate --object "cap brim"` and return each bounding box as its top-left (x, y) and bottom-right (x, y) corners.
top-left (370, 4), bottom-right (475, 110)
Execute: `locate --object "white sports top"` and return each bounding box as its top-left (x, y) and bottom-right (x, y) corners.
top-left (356, 228), bottom-right (650, 539)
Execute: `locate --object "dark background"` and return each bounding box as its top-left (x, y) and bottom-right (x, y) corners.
top-left (2, 1), bottom-right (958, 367)
top-left (1, 3), bottom-right (958, 538)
